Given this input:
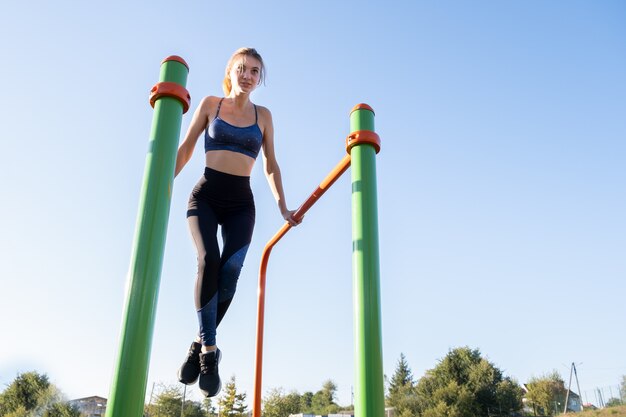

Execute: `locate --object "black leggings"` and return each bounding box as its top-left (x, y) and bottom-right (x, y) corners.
top-left (187, 167), bottom-right (255, 346)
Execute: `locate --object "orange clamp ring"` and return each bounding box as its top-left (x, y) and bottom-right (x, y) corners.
top-left (149, 82), bottom-right (191, 114)
top-left (346, 130), bottom-right (381, 154)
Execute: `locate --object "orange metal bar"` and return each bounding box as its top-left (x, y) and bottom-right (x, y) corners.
top-left (252, 154), bottom-right (352, 417)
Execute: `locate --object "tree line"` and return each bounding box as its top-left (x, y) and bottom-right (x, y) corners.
top-left (145, 377), bottom-right (347, 417)
top-left (3, 347), bottom-right (625, 417)
top-left (387, 347), bottom-right (522, 417)
top-left (0, 372), bottom-right (345, 417)
top-left (387, 347), bottom-right (626, 417)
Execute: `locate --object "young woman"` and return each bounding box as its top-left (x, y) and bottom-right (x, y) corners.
top-left (174, 47), bottom-right (300, 397)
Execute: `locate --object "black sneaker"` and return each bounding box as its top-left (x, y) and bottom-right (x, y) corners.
top-left (177, 342), bottom-right (202, 384)
top-left (199, 349), bottom-right (222, 397)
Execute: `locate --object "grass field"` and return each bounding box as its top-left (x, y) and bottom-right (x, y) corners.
top-left (562, 405), bottom-right (626, 417)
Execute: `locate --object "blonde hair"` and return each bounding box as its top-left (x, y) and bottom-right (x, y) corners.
top-left (222, 47), bottom-right (266, 96)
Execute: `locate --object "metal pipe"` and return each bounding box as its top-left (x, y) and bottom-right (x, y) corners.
top-left (348, 104), bottom-right (384, 417)
top-left (251, 154), bottom-right (352, 417)
top-left (105, 56), bottom-right (189, 417)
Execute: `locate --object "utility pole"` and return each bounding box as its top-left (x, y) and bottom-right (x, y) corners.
top-left (564, 362), bottom-right (584, 412)
top-left (564, 362), bottom-right (574, 413)
top-left (597, 388), bottom-right (605, 408)
top-left (573, 363), bottom-right (583, 409)
top-left (147, 382), bottom-right (156, 417)
top-left (180, 384), bottom-right (186, 417)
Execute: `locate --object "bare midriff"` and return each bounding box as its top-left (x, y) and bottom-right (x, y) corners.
top-left (205, 150), bottom-right (256, 177)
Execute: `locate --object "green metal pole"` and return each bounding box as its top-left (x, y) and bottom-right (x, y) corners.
top-left (349, 104), bottom-right (384, 417)
top-left (105, 56), bottom-right (189, 417)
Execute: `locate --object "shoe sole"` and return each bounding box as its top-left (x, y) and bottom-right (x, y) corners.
top-left (178, 372), bottom-right (199, 385)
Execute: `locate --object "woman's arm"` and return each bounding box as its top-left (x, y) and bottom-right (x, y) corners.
top-left (174, 96), bottom-right (213, 178)
top-left (260, 107), bottom-right (300, 226)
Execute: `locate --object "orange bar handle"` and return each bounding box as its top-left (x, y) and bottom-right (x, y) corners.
top-left (252, 154), bottom-right (352, 417)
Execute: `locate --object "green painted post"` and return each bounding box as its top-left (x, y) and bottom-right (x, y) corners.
top-left (348, 104), bottom-right (384, 417)
top-left (105, 56), bottom-right (190, 417)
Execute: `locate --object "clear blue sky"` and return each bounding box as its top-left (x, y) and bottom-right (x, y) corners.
top-left (1, 0), bottom-right (625, 409)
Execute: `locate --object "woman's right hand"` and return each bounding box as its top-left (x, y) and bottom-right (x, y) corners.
top-left (282, 209), bottom-right (302, 227)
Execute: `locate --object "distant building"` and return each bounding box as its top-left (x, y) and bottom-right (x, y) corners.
top-left (521, 384), bottom-right (583, 414)
top-left (564, 390), bottom-right (583, 412)
top-left (70, 396), bottom-right (107, 417)
top-left (583, 403), bottom-right (598, 410)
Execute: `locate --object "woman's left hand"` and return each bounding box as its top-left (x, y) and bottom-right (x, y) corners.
top-left (282, 209), bottom-right (302, 226)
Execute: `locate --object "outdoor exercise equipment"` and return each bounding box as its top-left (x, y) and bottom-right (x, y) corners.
top-left (251, 104), bottom-right (383, 417)
top-left (104, 55), bottom-right (383, 417)
top-left (105, 56), bottom-right (190, 417)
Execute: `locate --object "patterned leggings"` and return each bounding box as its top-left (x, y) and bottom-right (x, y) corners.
top-left (186, 167), bottom-right (255, 346)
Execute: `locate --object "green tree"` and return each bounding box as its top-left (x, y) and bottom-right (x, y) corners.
top-left (387, 353), bottom-right (418, 416)
top-left (495, 377), bottom-right (523, 415)
top-left (388, 353), bottom-right (414, 397)
top-left (218, 376), bottom-right (248, 417)
top-left (300, 391), bottom-right (313, 413)
top-left (3, 405), bottom-right (28, 417)
top-left (386, 353), bottom-right (418, 417)
top-left (202, 397), bottom-right (217, 416)
top-left (42, 401), bottom-right (81, 417)
top-left (183, 401), bottom-right (208, 417)
top-left (144, 384), bottom-right (206, 417)
top-left (0, 371), bottom-right (51, 415)
top-left (145, 384), bottom-right (180, 417)
top-left (606, 397), bottom-right (622, 407)
top-left (415, 347), bottom-right (523, 417)
top-left (524, 371), bottom-right (566, 416)
top-left (420, 380), bottom-right (473, 417)
top-left (262, 388), bottom-right (301, 417)
top-left (0, 371), bottom-right (81, 417)
top-left (310, 380), bottom-right (340, 415)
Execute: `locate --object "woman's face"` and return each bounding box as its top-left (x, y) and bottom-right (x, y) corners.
top-left (229, 55), bottom-right (262, 95)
